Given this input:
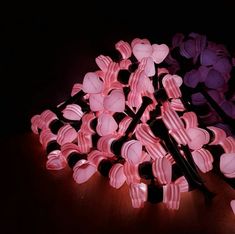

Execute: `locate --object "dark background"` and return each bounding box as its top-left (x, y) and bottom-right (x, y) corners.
top-left (1, 1), bottom-right (235, 233)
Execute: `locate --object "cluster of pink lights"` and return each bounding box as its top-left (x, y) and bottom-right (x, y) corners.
top-left (31, 35), bottom-right (235, 212)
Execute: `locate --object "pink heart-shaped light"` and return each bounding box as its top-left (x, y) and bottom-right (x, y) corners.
top-left (143, 57), bottom-right (155, 77)
top-left (174, 176), bottom-right (189, 193)
top-left (57, 125), bottom-right (77, 145)
top-left (115, 40), bottom-right (132, 59)
top-left (131, 38), bottom-right (151, 48)
top-left (95, 55), bottom-right (112, 72)
top-left (77, 132), bottom-right (92, 154)
top-left (40, 110), bottom-right (58, 128)
top-left (73, 161), bottom-right (97, 184)
top-left (71, 83), bottom-right (83, 96)
top-left (103, 89), bottom-right (125, 112)
top-left (31, 114), bottom-right (46, 134)
top-left (207, 126), bottom-right (227, 145)
top-left (181, 112), bottom-right (198, 129)
top-left (137, 71), bottom-right (154, 93)
top-left (96, 113), bottom-right (118, 136)
top-left (39, 128), bottom-right (57, 149)
top-left (152, 157), bottom-right (172, 184)
top-left (162, 74), bottom-right (182, 98)
top-left (88, 150), bottom-right (106, 167)
top-left (89, 93), bottom-right (104, 112)
top-left (192, 148), bottom-right (213, 173)
top-left (82, 72), bottom-right (103, 94)
top-left (163, 184), bottom-right (181, 210)
top-left (129, 183), bottom-right (147, 208)
top-left (151, 44), bottom-right (169, 64)
top-left (123, 163), bottom-right (140, 184)
top-left (61, 142), bottom-right (80, 159)
top-left (109, 163), bottom-right (126, 189)
top-left (62, 104), bottom-right (83, 121)
top-left (121, 140), bottom-right (142, 165)
top-left (133, 43), bottom-right (153, 61)
top-left (46, 150), bottom-right (67, 170)
top-left (186, 127), bottom-right (210, 150)
top-left (220, 153), bottom-right (235, 178)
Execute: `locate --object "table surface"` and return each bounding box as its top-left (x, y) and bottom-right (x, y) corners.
top-left (2, 132), bottom-right (235, 234)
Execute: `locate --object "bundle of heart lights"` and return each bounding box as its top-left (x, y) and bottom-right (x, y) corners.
top-left (31, 36), bottom-right (235, 212)
top-left (165, 32), bottom-right (235, 135)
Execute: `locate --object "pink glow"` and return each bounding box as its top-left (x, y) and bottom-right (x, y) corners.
top-left (31, 35), bottom-right (235, 212)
